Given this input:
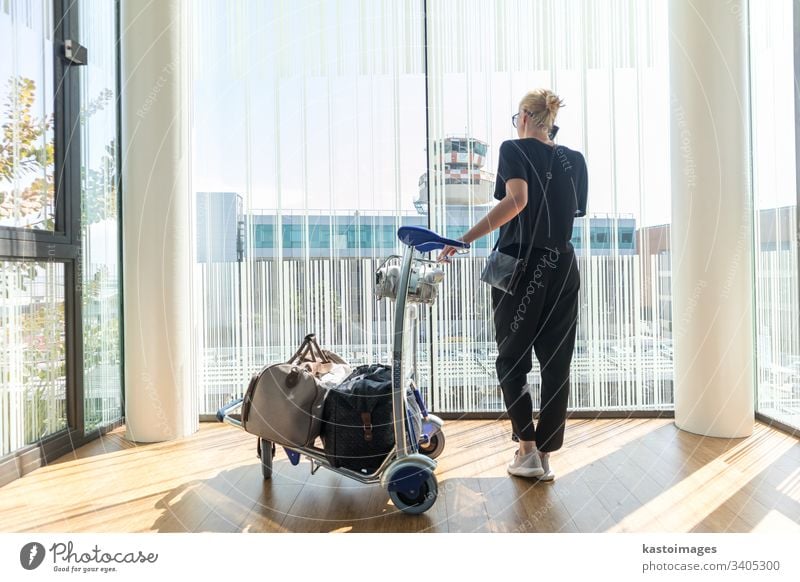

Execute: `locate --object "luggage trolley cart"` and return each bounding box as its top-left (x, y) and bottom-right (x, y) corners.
top-left (216, 226), bottom-right (469, 514)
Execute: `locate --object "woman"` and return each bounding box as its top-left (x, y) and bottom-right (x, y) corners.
top-left (438, 89), bottom-right (587, 480)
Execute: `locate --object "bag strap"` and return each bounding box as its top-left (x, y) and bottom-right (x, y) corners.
top-left (287, 333), bottom-right (331, 365)
top-left (361, 412), bottom-right (373, 442)
top-left (520, 143), bottom-right (558, 269)
top-left (308, 335), bottom-right (330, 363)
top-left (287, 337), bottom-right (308, 364)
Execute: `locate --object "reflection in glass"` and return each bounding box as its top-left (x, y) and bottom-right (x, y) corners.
top-left (0, 0), bottom-right (56, 230)
top-left (0, 260), bottom-right (67, 456)
top-left (79, 0), bottom-right (122, 433)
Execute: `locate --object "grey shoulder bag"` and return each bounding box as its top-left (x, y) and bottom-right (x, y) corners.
top-left (480, 143), bottom-right (558, 295)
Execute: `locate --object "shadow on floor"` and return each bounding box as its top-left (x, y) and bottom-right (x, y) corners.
top-left (149, 421), bottom-right (800, 533)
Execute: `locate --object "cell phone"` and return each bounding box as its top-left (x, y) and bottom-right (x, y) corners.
top-left (549, 125), bottom-right (560, 140)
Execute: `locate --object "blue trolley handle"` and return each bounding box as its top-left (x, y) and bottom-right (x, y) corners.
top-left (216, 397), bottom-right (244, 423)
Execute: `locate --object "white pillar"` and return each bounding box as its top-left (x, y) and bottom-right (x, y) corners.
top-left (669, 0), bottom-right (754, 438)
top-left (120, 0), bottom-right (197, 442)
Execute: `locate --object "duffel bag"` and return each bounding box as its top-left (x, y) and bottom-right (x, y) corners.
top-left (241, 334), bottom-right (348, 449)
top-left (320, 364), bottom-right (423, 475)
top-left (241, 363), bottom-right (325, 448)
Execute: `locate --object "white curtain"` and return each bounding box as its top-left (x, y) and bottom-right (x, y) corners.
top-left (186, 0), bottom-right (800, 417)
top-left (426, 0), bottom-right (672, 412)
top-left (191, 0), bottom-right (427, 414)
top-left (750, 0), bottom-right (799, 430)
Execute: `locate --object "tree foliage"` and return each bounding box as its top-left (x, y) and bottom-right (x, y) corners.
top-left (0, 76), bottom-right (55, 228)
top-left (1, 76), bottom-right (120, 442)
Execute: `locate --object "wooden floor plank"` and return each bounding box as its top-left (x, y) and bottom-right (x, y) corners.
top-left (1, 420), bottom-right (798, 533)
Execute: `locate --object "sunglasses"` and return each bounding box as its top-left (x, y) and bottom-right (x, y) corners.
top-left (511, 110), bottom-right (531, 129)
top-left (512, 112), bottom-right (560, 139)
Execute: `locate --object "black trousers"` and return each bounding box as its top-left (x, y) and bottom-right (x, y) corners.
top-left (491, 247), bottom-right (580, 453)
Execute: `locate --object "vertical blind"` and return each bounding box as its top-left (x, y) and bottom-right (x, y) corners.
top-left (190, 0), bottom-right (677, 416)
top-left (79, 0), bottom-right (123, 433)
top-left (190, 0), bottom-right (800, 423)
top-left (425, 0), bottom-right (672, 412)
top-left (750, 0), bottom-right (800, 430)
top-left (191, 0), bottom-right (428, 413)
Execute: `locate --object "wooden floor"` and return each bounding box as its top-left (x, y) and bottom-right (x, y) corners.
top-left (1, 418), bottom-right (798, 533)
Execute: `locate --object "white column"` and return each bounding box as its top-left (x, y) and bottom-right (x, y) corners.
top-left (669, 0), bottom-right (754, 437)
top-left (120, 0), bottom-right (197, 442)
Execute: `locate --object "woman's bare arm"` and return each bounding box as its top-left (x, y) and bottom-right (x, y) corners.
top-left (437, 178), bottom-right (528, 262)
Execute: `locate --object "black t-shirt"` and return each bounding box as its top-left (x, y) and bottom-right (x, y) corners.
top-left (493, 138), bottom-right (587, 255)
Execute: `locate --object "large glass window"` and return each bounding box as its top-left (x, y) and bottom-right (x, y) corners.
top-left (750, 0), bottom-right (799, 431)
top-left (79, 0), bottom-right (122, 433)
top-left (0, 0), bottom-right (56, 230)
top-left (191, 0), bottom-right (674, 416)
top-left (190, 0), bottom-right (798, 424)
top-left (0, 260), bottom-right (66, 456)
top-left (426, 0), bottom-right (672, 412)
top-left (191, 1), bottom-right (427, 414)
top-left (0, 0), bottom-right (66, 460)
top-left (1, 0), bottom-right (122, 466)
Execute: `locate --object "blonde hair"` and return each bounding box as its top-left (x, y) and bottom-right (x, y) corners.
top-left (519, 89), bottom-right (564, 129)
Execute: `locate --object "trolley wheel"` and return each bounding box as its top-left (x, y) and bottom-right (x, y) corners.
top-left (389, 473), bottom-right (438, 515)
top-left (418, 431), bottom-right (445, 459)
top-left (259, 439), bottom-right (275, 480)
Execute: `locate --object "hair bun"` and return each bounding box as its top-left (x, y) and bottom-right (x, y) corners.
top-left (546, 93), bottom-right (563, 114)
top-left (518, 89), bottom-right (563, 128)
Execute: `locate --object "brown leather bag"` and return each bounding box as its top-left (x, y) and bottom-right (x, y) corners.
top-left (241, 335), bottom-right (347, 448)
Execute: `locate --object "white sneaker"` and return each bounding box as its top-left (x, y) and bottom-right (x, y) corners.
top-left (507, 449), bottom-right (545, 478)
top-left (536, 451), bottom-right (555, 481)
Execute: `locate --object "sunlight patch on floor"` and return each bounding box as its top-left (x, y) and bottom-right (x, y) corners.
top-left (752, 509), bottom-right (800, 533)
